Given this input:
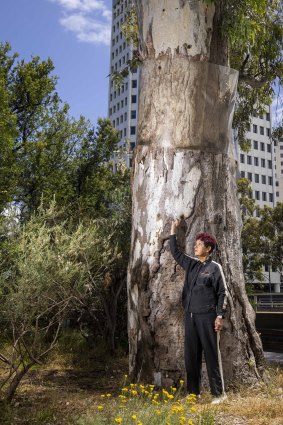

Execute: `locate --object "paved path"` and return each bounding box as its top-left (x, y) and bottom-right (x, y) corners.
top-left (264, 351), bottom-right (283, 364)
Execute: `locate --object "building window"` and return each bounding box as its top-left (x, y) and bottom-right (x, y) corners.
top-left (267, 144), bottom-right (271, 153)
top-left (260, 142), bottom-right (265, 151)
top-left (253, 140), bottom-right (258, 149)
top-left (132, 95), bottom-right (137, 103)
top-left (240, 171), bottom-right (245, 178)
top-left (269, 193), bottom-right (273, 202)
top-left (255, 191), bottom-right (260, 200)
top-left (276, 191), bottom-right (279, 197)
top-left (262, 192), bottom-right (267, 201)
top-left (124, 112), bottom-right (127, 120)
top-left (131, 110), bottom-right (136, 119)
top-left (260, 126), bottom-right (264, 135)
top-left (268, 177), bottom-right (273, 185)
top-left (247, 155), bottom-right (252, 165)
top-left (125, 97), bottom-right (128, 106)
top-left (120, 115), bottom-right (123, 123)
top-left (248, 172), bottom-right (253, 181)
top-left (261, 175), bottom-right (266, 184)
top-left (124, 128), bottom-right (127, 137)
top-left (255, 174), bottom-right (259, 183)
top-left (253, 124), bottom-right (258, 133)
top-left (116, 117), bottom-right (119, 125)
top-left (261, 158), bottom-right (266, 167)
top-left (266, 112), bottom-right (270, 121)
top-left (132, 80), bottom-right (137, 88)
top-left (240, 154), bottom-right (245, 163)
top-left (130, 126), bottom-right (136, 135)
top-left (268, 160), bottom-right (272, 169)
top-left (266, 128), bottom-right (270, 137)
top-left (254, 157), bottom-right (259, 166)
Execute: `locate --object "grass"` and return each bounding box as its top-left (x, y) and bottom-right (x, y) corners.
top-left (0, 333), bottom-right (282, 424)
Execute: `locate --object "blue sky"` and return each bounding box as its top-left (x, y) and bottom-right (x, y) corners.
top-left (0, 0), bottom-right (113, 124)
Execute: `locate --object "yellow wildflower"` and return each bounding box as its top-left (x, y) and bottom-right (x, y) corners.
top-left (155, 410), bottom-right (161, 415)
top-left (106, 393), bottom-right (112, 397)
top-left (114, 418), bottom-right (123, 424)
top-left (97, 406), bottom-right (104, 411)
top-left (190, 407), bottom-right (196, 412)
top-left (132, 415), bottom-right (137, 420)
top-left (180, 379), bottom-right (184, 385)
top-left (188, 420), bottom-right (195, 425)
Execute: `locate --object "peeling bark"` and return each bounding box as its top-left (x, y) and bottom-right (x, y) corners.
top-left (129, 0), bottom-right (265, 389)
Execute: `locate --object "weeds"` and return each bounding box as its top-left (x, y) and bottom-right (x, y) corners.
top-left (77, 378), bottom-right (215, 425)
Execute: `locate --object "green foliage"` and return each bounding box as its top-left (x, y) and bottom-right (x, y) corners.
top-left (237, 178), bottom-right (256, 217)
top-left (221, 0), bottom-right (282, 147)
top-left (238, 177), bottom-right (283, 284)
top-left (0, 43), bottom-right (129, 222)
top-left (0, 196), bottom-right (130, 399)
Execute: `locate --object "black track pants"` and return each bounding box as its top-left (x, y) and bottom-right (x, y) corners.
top-left (184, 311), bottom-right (224, 396)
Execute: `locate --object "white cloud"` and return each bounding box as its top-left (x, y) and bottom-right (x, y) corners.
top-left (60, 13), bottom-right (111, 45)
top-left (50, 0), bottom-right (111, 45)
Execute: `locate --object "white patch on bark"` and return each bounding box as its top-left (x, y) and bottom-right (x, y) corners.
top-left (141, 0), bottom-right (214, 57)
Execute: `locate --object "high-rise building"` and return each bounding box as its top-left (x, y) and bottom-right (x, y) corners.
top-left (108, 0), bottom-right (138, 168)
top-left (274, 137), bottom-right (283, 203)
top-left (237, 107), bottom-right (276, 210)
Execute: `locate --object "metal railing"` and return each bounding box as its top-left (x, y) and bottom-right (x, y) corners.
top-left (251, 293), bottom-right (283, 312)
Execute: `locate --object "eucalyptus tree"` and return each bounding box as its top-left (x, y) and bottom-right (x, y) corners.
top-left (127, 0), bottom-right (282, 388)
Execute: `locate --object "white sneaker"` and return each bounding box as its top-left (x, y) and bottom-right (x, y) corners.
top-left (211, 394), bottom-right (227, 404)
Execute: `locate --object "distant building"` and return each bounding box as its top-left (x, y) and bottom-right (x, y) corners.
top-left (274, 136), bottom-right (283, 203)
top-left (108, 0), bottom-right (137, 168)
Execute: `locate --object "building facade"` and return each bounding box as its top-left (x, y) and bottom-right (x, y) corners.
top-left (108, 0), bottom-right (138, 168)
top-left (274, 136), bottom-right (283, 203)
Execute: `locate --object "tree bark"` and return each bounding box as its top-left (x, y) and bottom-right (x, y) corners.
top-left (128, 0), bottom-right (265, 388)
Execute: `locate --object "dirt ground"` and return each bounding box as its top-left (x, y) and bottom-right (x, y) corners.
top-left (1, 355), bottom-right (283, 425)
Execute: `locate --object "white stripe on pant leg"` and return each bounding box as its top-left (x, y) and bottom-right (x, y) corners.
top-left (217, 332), bottom-right (225, 394)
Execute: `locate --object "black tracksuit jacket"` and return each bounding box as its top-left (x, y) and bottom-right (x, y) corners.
top-left (169, 235), bottom-right (227, 316)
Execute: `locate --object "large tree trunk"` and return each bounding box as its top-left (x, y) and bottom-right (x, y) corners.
top-left (128, 0), bottom-right (265, 388)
